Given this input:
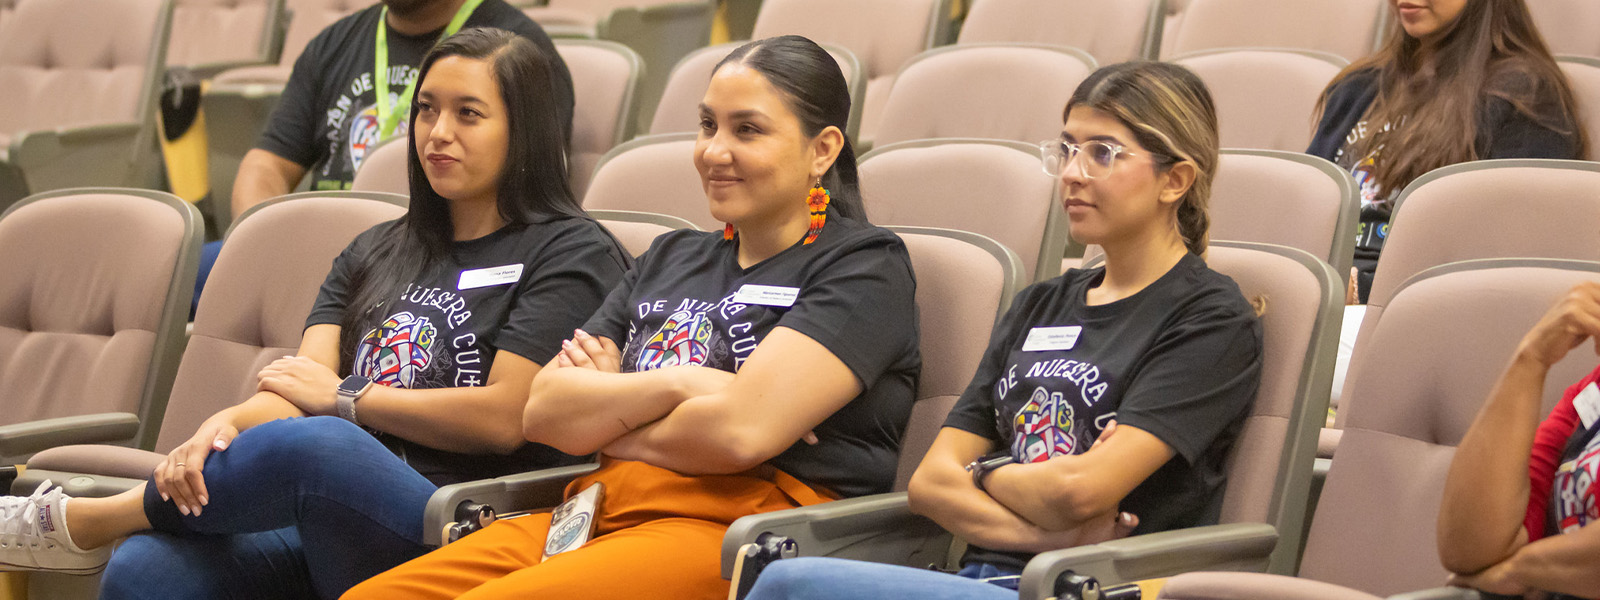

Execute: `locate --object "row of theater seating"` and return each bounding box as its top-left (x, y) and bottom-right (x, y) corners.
top-left (4, 155), bottom-right (1599, 598)
top-left (0, 155), bottom-right (1593, 598)
top-left (5, 0), bottom-right (1600, 220)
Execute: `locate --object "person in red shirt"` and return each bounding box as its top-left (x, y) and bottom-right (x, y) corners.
top-left (1439, 282), bottom-right (1600, 599)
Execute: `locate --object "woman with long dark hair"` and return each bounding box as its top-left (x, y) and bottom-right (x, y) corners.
top-left (1309, 0), bottom-right (1586, 303)
top-left (344, 35), bottom-right (921, 600)
top-left (0, 28), bottom-right (628, 600)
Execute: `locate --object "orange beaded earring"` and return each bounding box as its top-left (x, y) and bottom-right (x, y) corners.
top-left (803, 181), bottom-right (830, 245)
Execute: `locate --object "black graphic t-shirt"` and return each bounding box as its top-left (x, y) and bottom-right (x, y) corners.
top-left (582, 209), bottom-right (921, 498)
top-left (307, 215), bottom-right (629, 486)
top-left (257, 0), bottom-right (572, 191)
top-left (943, 253), bottom-right (1262, 571)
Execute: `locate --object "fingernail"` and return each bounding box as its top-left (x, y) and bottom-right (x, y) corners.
top-left (161, 493), bottom-right (169, 502)
top-left (214, 439), bottom-right (228, 450)
top-left (200, 496), bottom-right (208, 506)
top-left (179, 505), bottom-right (190, 516)
top-left (575, 329), bottom-right (588, 337)
top-left (193, 506), bottom-right (202, 517)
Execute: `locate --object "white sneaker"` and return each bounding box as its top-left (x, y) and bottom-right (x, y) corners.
top-left (0, 480), bottom-right (110, 574)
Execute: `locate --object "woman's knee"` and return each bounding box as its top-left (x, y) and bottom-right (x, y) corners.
top-left (100, 534), bottom-right (208, 600)
top-left (244, 417), bottom-right (374, 461)
top-left (746, 557), bottom-right (840, 600)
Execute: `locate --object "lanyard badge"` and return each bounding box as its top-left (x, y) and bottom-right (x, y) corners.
top-left (373, 0), bottom-right (486, 139)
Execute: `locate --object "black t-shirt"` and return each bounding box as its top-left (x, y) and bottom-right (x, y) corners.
top-left (1306, 67), bottom-right (1582, 302)
top-left (582, 209), bottom-right (921, 498)
top-left (307, 215), bottom-right (629, 486)
top-left (943, 253), bottom-right (1263, 571)
top-left (258, 0), bottom-right (573, 191)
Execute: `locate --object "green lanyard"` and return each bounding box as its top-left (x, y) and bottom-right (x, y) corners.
top-left (374, 0), bottom-right (485, 139)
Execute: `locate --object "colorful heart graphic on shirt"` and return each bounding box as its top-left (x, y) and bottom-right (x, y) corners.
top-left (1012, 386), bottom-right (1076, 463)
top-left (354, 311), bottom-right (438, 389)
top-left (636, 308), bottom-right (714, 371)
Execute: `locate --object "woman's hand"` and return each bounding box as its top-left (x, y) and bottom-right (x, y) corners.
top-left (557, 329), bottom-right (622, 372)
top-left (152, 418), bottom-right (239, 517)
top-left (1448, 558), bottom-right (1530, 598)
top-left (1068, 511), bottom-right (1140, 546)
top-left (257, 356), bottom-right (342, 416)
top-left (1517, 282), bottom-right (1600, 368)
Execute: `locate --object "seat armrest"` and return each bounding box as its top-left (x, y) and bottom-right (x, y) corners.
top-left (421, 463), bottom-right (597, 545)
top-left (721, 492), bottom-right (951, 579)
top-left (1388, 588), bottom-right (1484, 600)
top-left (0, 413), bottom-right (141, 461)
top-left (1018, 522), bottom-right (1279, 599)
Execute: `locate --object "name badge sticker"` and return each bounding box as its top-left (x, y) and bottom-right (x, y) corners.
top-left (733, 284), bottom-right (800, 307)
top-left (458, 264), bottom-right (525, 290)
top-left (1022, 326), bottom-right (1082, 352)
top-left (1576, 382), bottom-right (1600, 429)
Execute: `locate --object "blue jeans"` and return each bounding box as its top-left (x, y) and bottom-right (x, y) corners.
top-left (99, 417), bottom-right (439, 600)
top-left (745, 557), bottom-right (1021, 599)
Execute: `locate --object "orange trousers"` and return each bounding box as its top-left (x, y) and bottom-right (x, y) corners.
top-left (342, 458), bottom-right (835, 600)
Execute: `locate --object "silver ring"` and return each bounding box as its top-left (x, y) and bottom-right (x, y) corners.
top-left (174, 462), bottom-right (186, 468)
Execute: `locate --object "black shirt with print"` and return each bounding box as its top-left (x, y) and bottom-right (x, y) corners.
top-left (307, 215), bottom-right (629, 486)
top-left (257, 0), bottom-right (573, 192)
top-left (943, 253), bottom-right (1262, 571)
top-left (582, 208), bottom-right (921, 499)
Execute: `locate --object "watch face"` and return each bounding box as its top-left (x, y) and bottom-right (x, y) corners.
top-left (338, 375), bottom-right (371, 395)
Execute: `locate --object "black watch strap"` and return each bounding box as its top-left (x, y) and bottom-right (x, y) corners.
top-left (967, 452), bottom-right (1016, 492)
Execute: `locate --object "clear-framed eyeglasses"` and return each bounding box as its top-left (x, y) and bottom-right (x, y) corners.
top-left (1038, 139), bottom-right (1147, 179)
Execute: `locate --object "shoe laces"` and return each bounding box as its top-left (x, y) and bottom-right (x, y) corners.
top-left (0, 481), bottom-right (57, 551)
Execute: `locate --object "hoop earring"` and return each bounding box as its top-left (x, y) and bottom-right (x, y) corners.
top-left (803, 182), bottom-right (830, 245)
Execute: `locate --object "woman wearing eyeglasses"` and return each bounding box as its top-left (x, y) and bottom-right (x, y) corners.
top-left (743, 61), bottom-right (1263, 599)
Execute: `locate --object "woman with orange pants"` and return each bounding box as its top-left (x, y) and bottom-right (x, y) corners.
top-left (343, 34), bottom-right (922, 600)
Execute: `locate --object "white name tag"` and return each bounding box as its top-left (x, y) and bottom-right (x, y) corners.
top-left (732, 284), bottom-right (799, 307)
top-left (1576, 382), bottom-right (1600, 430)
top-left (1022, 326), bottom-right (1082, 352)
top-left (458, 264), bottom-right (524, 290)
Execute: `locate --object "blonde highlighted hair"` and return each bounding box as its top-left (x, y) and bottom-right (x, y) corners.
top-left (1063, 62), bottom-right (1219, 256)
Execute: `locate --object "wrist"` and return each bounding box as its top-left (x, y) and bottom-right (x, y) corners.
top-left (1511, 344), bottom-right (1558, 372)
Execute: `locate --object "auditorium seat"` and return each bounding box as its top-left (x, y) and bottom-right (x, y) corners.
top-left (750, 0), bottom-right (946, 149)
top-left (1017, 243), bottom-right (1341, 596)
top-left (16, 191), bottom-right (407, 499)
top-left (590, 209), bottom-right (700, 258)
top-left (0, 0), bottom-right (173, 207)
top-left (1528, 0), bottom-right (1600, 59)
top-left (580, 133), bottom-right (711, 229)
top-left (1171, 49), bottom-right (1348, 152)
top-left (167, 0), bottom-right (286, 74)
top-left (350, 136), bottom-right (410, 197)
top-left (648, 42), bottom-right (864, 141)
top-left (522, 0), bottom-right (715, 132)
top-left (1332, 160), bottom-right (1600, 445)
top-left (1160, 0), bottom-right (1386, 62)
top-left (202, 0), bottom-right (374, 231)
top-left (1080, 150), bottom-right (1359, 277)
top-left (1155, 259), bottom-right (1600, 599)
top-left (957, 0), bottom-right (1162, 64)
top-left (418, 226), bottom-right (1025, 581)
top-left (0, 189), bottom-right (202, 465)
top-left (556, 39), bottom-right (643, 198)
top-left (1558, 56), bottom-right (1600, 161)
top-left (860, 138), bottom-right (1063, 282)
top-left (871, 44), bottom-right (1095, 148)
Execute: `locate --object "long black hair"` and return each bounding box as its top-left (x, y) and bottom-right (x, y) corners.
top-left (714, 35), bottom-right (868, 221)
top-left (337, 27), bottom-right (597, 372)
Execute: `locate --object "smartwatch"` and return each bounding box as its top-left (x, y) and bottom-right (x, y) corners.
top-left (965, 451), bottom-right (1016, 492)
top-left (336, 375), bottom-right (373, 425)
